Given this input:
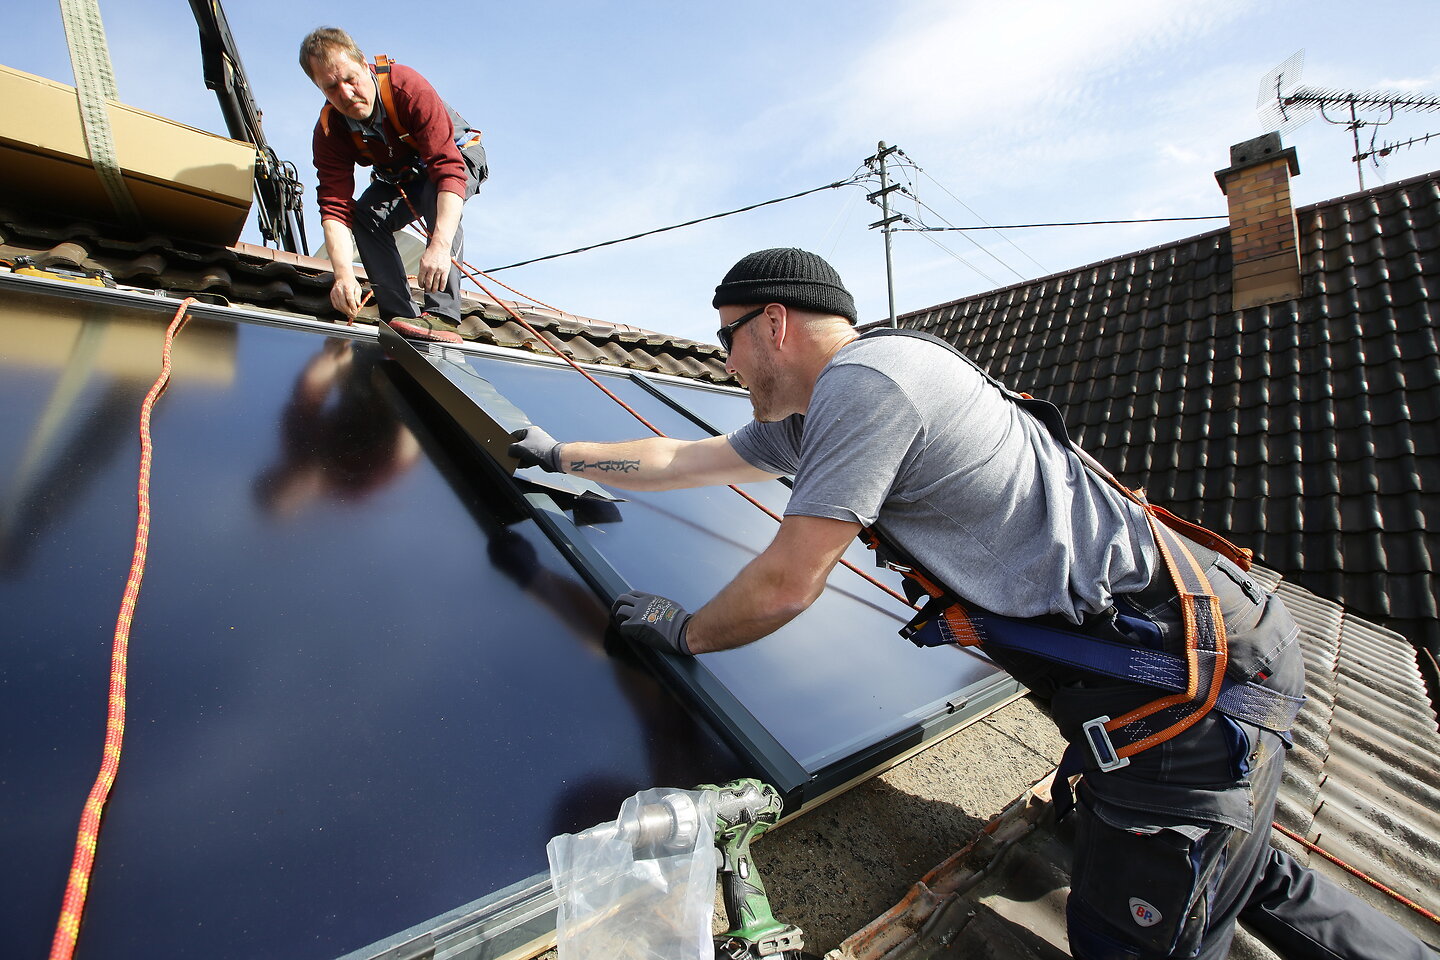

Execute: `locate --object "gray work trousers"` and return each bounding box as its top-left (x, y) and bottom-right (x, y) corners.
top-left (1024, 543), bottom-right (1439, 959)
top-left (350, 146), bottom-right (486, 323)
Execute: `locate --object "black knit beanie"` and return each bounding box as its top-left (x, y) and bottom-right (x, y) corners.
top-left (711, 248), bottom-right (857, 323)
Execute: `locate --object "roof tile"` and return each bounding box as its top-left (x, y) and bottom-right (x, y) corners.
top-left (0, 207), bottom-right (734, 386)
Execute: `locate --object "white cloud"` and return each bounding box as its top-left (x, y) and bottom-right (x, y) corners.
top-left (827, 0), bottom-right (1249, 143)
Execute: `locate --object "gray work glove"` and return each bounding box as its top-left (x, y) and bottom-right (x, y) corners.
top-left (507, 425), bottom-right (563, 473)
top-left (611, 591), bottom-right (693, 655)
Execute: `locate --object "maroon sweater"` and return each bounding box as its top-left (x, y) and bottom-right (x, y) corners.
top-left (312, 62), bottom-right (472, 227)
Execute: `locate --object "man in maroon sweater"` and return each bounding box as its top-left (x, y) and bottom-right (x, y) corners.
top-left (301, 28), bottom-right (486, 342)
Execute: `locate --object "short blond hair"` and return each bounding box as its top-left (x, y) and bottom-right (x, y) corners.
top-left (299, 27), bottom-right (365, 79)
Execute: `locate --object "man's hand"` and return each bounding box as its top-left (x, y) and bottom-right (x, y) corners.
top-left (508, 426), bottom-right (563, 472)
top-left (417, 244), bottom-right (451, 292)
top-left (330, 275), bottom-right (364, 319)
top-left (612, 591), bottom-right (692, 655)
top-left (419, 190), bottom-right (464, 291)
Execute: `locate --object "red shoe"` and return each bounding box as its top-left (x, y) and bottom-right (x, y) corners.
top-left (390, 313), bottom-right (463, 344)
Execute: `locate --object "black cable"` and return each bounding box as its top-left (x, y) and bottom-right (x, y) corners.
top-left (915, 228), bottom-right (1002, 286)
top-left (895, 182), bottom-right (1028, 282)
top-left (483, 177), bottom-right (863, 273)
top-left (887, 156), bottom-right (1048, 274)
top-left (896, 215), bottom-right (1227, 231)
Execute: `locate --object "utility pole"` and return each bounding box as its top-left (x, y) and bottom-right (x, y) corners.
top-left (867, 142), bottom-right (903, 327)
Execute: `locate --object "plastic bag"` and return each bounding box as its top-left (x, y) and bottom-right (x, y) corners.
top-left (547, 787), bottom-right (718, 960)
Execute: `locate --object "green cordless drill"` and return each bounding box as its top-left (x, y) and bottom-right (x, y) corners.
top-left (701, 778), bottom-right (807, 960)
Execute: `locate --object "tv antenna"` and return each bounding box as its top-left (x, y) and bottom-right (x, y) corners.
top-left (1258, 50), bottom-right (1440, 190)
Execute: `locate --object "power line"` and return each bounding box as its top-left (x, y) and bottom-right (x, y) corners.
top-left (894, 158), bottom-right (1049, 274)
top-left (895, 214), bottom-right (1228, 231)
top-left (892, 178), bottom-right (1028, 283)
top-left (913, 224), bottom-right (1003, 287)
top-left (484, 176), bottom-right (863, 273)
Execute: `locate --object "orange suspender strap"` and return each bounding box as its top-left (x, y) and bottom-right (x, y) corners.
top-left (1068, 439), bottom-right (1254, 571)
top-left (322, 58), bottom-right (480, 171)
top-left (371, 55), bottom-right (414, 148)
top-left (851, 327), bottom-right (1242, 765)
top-left (320, 102), bottom-right (381, 164)
top-left (374, 55), bottom-right (482, 147)
top-left (1091, 517), bottom-right (1229, 766)
top-left (1075, 450), bottom-right (1236, 766)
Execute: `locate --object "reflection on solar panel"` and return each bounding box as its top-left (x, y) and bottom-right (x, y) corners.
top-left (1, 277), bottom-right (1015, 959)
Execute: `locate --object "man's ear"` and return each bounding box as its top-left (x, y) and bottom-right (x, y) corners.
top-left (767, 303), bottom-right (789, 350)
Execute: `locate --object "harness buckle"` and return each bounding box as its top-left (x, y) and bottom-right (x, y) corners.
top-left (371, 163), bottom-right (423, 186)
top-left (1082, 716), bottom-right (1130, 772)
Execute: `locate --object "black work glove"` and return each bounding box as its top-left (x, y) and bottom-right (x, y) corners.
top-left (611, 591), bottom-right (693, 655)
top-left (507, 425), bottom-right (563, 473)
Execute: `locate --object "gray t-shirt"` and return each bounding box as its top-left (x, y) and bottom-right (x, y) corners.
top-left (728, 335), bottom-right (1157, 623)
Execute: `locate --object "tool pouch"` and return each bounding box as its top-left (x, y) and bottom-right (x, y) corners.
top-left (1067, 794), bottom-right (1230, 958)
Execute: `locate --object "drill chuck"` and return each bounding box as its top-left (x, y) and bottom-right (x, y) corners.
top-left (591, 791), bottom-right (704, 854)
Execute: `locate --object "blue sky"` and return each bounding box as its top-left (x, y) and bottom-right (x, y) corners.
top-left (7, 1), bottom-right (1440, 342)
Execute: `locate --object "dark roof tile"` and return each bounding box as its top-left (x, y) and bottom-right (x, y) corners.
top-left (0, 207), bottom-right (734, 385)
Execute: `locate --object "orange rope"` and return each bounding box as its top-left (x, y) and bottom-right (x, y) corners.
top-left (49, 298), bottom-right (195, 960)
top-left (394, 189), bottom-right (914, 608)
top-left (1272, 821), bottom-right (1440, 925)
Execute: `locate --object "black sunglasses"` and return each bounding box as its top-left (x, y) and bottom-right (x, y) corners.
top-left (717, 305), bottom-right (766, 353)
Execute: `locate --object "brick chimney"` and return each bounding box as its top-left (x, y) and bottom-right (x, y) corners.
top-left (1213, 132), bottom-right (1303, 309)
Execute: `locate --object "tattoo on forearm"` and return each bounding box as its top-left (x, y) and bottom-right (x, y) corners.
top-left (570, 458), bottom-right (641, 474)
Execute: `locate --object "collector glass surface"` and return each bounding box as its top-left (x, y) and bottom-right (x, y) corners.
top-left (0, 287), bottom-right (740, 959)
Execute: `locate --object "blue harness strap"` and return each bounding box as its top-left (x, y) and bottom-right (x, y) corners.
top-left (905, 602), bottom-right (1304, 734)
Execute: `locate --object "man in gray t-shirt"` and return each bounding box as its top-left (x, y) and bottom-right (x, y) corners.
top-left (727, 332), bottom-right (1156, 624)
top-left (508, 249), bottom-right (1433, 960)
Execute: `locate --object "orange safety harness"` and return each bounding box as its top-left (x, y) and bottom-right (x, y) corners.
top-left (320, 55), bottom-right (483, 176)
top-left (854, 328), bottom-right (1265, 770)
top-left (872, 497), bottom-right (1255, 768)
